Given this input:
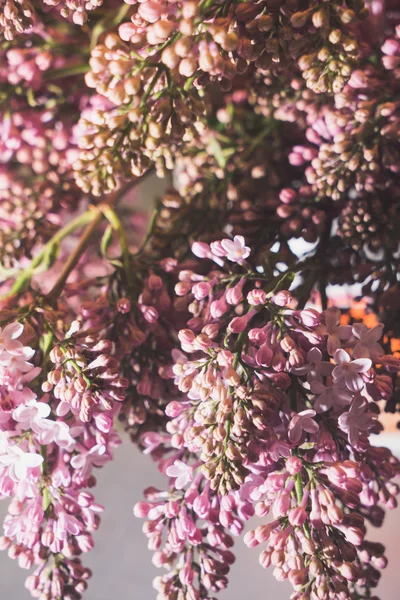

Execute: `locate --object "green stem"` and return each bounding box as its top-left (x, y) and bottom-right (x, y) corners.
top-left (140, 67), bottom-right (164, 108)
top-left (295, 473), bottom-right (303, 503)
top-left (45, 179), bottom-right (142, 303)
top-left (40, 446), bottom-right (51, 511)
top-left (57, 340), bottom-right (91, 386)
top-left (91, 3), bottom-right (132, 50)
top-left (5, 208), bottom-right (98, 298)
top-left (184, 74), bottom-right (197, 91)
top-left (44, 63), bottom-right (90, 79)
top-left (295, 473), bottom-right (312, 539)
top-left (232, 331), bottom-right (245, 370)
top-left (133, 190), bottom-right (159, 257)
top-left (224, 331), bottom-right (246, 449)
top-left (46, 209), bottom-right (104, 303)
top-left (101, 205), bottom-right (134, 294)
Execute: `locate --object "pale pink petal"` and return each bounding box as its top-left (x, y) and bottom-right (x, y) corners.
top-left (336, 325), bottom-right (352, 339)
top-left (4, 340), bottom-right (23, 353)
top-left (345, 372), bottom-right (364, 393)
top-left (3, 322), bottom-right (24, 340)
top-left (24, 453), bottom-right (44, 468)
top-left (302, 419), bottom-right (319, 434)
top-left (351, 358), bottom-right (372, 373)
top-left (325, 307), bottom-right (340, 330)
top-left (0, 455), bottom-right (14, 467)
top-left (56, 401), bottom-right (71, 417)
top-left (352, 323), bottom-right (367, 340)
top-left (308, 348), bottom-right (322, 363)
top-left (71, 455), bottom-right (86, 469)
top-left (13, 460), bottom-right (27, 481)
top-left (334, 349), bottom-right (350, 366)
top-left (221, 239), bottom-right (236, 253)
top-left (351, 395), bottom-right (366, 411)
top-left (310, 381), bottom-right (326, 394)
top-left (352, 344), bottom-right (371, 359)
top-left (233, 235), bottom-right (245, 246)
top-left (366, 324), bottom-right (384, 342)
top-left (327, 334), bottom-right (341, 356)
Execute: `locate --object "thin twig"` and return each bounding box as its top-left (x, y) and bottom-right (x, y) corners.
top-left (46, 173), bottom-right (153, 302)
top-left (46, 208), bottom-right (104, 303)
top-left (4, 209), bottom-right (97, 298)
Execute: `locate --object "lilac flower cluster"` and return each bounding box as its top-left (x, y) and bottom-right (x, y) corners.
top-left (134, 236), bottom-right (400, 599)
top-left (0, 321), bottom-right (113, 599)
top-left (0, 15), bottom-right (88, 269)
top-left (75, 0), bottom-right (368, 193)
top-left (1, 1), bottom-right (400, 599)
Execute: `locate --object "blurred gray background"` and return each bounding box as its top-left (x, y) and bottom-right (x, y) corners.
top-left (0, 435), bottom-right (399, 600)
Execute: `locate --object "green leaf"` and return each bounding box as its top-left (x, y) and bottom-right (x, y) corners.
top-left (109, 259), bottom-right (123, 269)
top-left (39, 331), bottom-right (54, 355)
top-left (100, 224), bottom-right (114, 258)
top-left (42, 487), bottom-right (51, 512)
top-left (265, 270), bottom-right (295, 294)
top-left (27, 87), bottom-right (37, 107)
top-left (298, 441), bottom-right (316, 450)
top-left (0, 265), bottom-right (20, 282)
top-left (38, 241), bottom-right (61, 273)
top-left (209, 137), bottom-right (227, 169)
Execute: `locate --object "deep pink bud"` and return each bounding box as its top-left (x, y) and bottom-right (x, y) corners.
top-left (247, 289), bottom-right (266, 305)
top-left (192, 242), bottom-right (211, 258)
top-left (286, 456), bottom-right (303, 475)
top-left (133, 502), bottom-right (151, 518)
top-left (117, 298), bottom-right (131, 313)
top-left (178, 329), bottom-right (195, 346)
top-left (288, 506), bottom-right (307, 526)
top-left (259, 550), bottom-right (272, 568)
top-left (273, 491), bottom-right (291, 517)
top-left (382, 38), bottom-right (400, 56)
top-left (138, 1), bottom-right (164, 22)
top-left (272, 291), bottom-right (293, 307)
top-left (300, 308), bottom-right (320, 327)
top-left (166, 401), bottom-right (187, 418)
top-left (226, 279), bottom-right (245, 305)
top-left (192, 281), bottom-right (211, 300)
top-left (210, 295), bottom-right (229, 318)
top-left (279, 188), bottom-right (297, 204)
top-left (228, 309), bottom-right (257, 333)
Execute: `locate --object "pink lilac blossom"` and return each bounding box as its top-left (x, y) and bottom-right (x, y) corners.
top-left (1, 2), bottom-right (400, 600)
top-left (135, 235), bottom-right (399, 599)
top-left (0, 321), bottom-right (121, 598)
top-left (332, 349), bottom-right (373, 393)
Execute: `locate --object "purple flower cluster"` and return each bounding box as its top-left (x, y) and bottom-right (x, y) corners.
top-left (1, 1), bottom-right (400, 599)
top-left (130, 237), bottom-right (400, 599)
top-left (0, 321), bottom-right (112, 598)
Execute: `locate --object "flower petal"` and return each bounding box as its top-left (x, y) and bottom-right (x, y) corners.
top-left (3, 322), bottom-right (24, 340)
top-left (334, 349), bottom-right (350, 366)
top-left (345, 372), bottom-right (364, 392)
top-left (325, 307), bottom-right (340, 330)
top-left (24, 453), bottom-right (44, 468)
top-left (351, 358), bottom-right (372, 373)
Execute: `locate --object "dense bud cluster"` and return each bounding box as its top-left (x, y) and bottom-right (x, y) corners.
top-left (0, 15), bottom-right (88, 270)
top-left (338, 191), bottom-right (400, 252)
top-left (0, 0), bottom-right (34, 39)
top-left (73, 0), bottom-right (370, 194)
